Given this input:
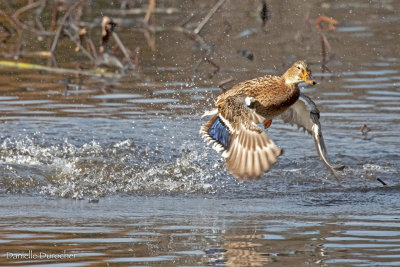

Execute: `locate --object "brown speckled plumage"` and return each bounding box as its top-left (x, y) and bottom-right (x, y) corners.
top-left (217, 61), bottom-right (313, 119)
top-left (200, 61), bottom-right (315, 180)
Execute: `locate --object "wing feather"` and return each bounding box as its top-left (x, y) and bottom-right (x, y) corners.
top-left (202, 93), bottom-right (283, 180)
top-left (224, 124), bottom-right (281, 180)
top-left (280, 93), bottom-right (344, 178)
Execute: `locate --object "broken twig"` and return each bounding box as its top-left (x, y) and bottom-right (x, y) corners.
top-left (12, 0), bottom-right (52, 36)
top-left (0, 60), bottom-right (120, 78)
top-left (143, 0), bottom-right (156, 25)
top-left (50, 0), bottom-right (84, 64)
top-left (314, 15), bottom-right (338, 72)
top-left (63, 28), bottom-right (95, 62)
top-left (112, 32), bottom-right (134, 68)
top-left (218, 78), bottom-right (234, 92)
top-left (194, 0), bottom-right (226, 35)
top-left (104, 7), bottom-right (179, 16)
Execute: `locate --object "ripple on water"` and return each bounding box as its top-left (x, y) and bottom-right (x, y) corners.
top-left (107, 255), bottom-right (177, 263)
top-left (0, 100), bottom-right (54, 105)
top-left (336, 26), bottom-right (368, 32)
top-left (367, 90), bottom-right (400, 96)
top-left (127, 98), bottom-right (179, 104)
top-left (90, 93), bottom-right (142, 99)
top-left (345, 83), bottom-right (400, 89)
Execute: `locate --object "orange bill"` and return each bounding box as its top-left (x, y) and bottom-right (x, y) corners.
top-left (302, 71), bottom-right (316, 85)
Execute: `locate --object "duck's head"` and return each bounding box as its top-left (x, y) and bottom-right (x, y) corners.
top-left (283, 61), bottom-right (316, 85)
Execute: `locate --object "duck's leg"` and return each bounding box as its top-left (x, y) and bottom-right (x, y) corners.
top-left (264, 119), bottom-right (272, 129)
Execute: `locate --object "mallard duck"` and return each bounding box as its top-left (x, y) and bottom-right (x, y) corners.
top-left (200, 61), bottom-right (343, 180)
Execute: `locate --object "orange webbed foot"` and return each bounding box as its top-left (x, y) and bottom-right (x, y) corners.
top-left (264, 119), bottom-right (272, 129)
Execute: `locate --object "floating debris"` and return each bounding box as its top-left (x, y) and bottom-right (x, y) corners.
top-left (360, 124), bottom-right (372, 140)
top-left (260, 0), bottom-right (269, 27)
top-left (100, 16), bottom-right (117, 54)
top-left (377, 178), bottom-right (387, 186)
top-left (237, 49), bottom-right (254, 61)
top-left (315, 15), bottom-right (339, 31)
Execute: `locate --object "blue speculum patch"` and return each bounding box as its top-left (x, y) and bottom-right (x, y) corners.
top-left (207, 116), bottom-right (231, 149)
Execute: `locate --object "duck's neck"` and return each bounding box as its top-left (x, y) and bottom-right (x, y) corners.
top-left (289, 85), bottom-right (300, 104)
top-left (281, 70), bottom-right (299, 86)
top-left (279, 75), bottom-right (300, 94)
top-left (278, 77), bottom-right (301, 105)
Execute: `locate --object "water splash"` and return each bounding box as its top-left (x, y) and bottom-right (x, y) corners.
top-left (0, 136), bottom-right (219, 199)
top-left (0, 131), bottom-right (397, 199)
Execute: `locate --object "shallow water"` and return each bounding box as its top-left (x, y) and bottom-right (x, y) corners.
top-left (1, 195), bottom-right (400, 266)
top-left (0, 0), bottom-right (400, 266)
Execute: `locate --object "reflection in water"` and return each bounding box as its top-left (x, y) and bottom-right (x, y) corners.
top-left (221, 234), bottom-right (270, 266)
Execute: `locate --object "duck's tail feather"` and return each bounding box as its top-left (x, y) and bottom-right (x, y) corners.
top-left (224, 125), bottom-right (282, 180)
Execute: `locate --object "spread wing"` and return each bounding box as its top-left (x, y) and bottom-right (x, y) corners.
top-left (221, 94), bottom-right (282, 180)
top-left (201, 94), bottom-right (282, 180)
top-left (280, 93), bottom-right (344, 178)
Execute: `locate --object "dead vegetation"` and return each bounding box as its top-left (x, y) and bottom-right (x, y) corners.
top-left (0, 0), bottom-right (161, 77)
top-left (0, 1), bottom-right (338, 79)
